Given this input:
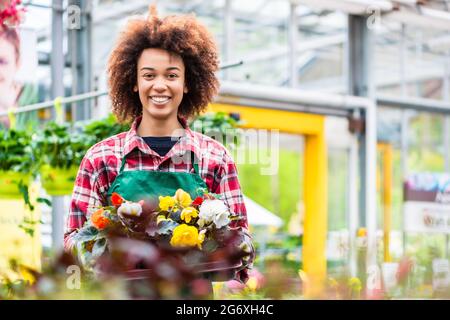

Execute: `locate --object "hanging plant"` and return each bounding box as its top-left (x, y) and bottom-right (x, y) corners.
top-left (0, 128), bottom-right (49, 215)
top-left (0, 129), bottom-right (34, 200)
top-left (32, 122), bottom-right (90, 196)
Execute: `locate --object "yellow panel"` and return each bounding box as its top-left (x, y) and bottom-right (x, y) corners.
top-left (378, 143), bottom-right (393, 263)
top-left (303, 130), bottom-right (328, 297)
top-left (0, 183), bottom-right (42, 280)
top-left (209, 103), bottom-right (327, 298)
top-left (209, 104), bottom-right (324, 135)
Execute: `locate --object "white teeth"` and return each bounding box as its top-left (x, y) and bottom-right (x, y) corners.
top-left (151, 96), bottom-right (170, 103)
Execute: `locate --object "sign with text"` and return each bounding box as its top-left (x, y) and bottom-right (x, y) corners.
top-left (404, 173), bottom-right (450, 234)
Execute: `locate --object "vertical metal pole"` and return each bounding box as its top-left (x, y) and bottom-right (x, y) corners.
top-left (365, 101), bottom-right (378, 279)
top-left (223, 0), bottom-right (233, 80)
top-left (348, 14), bottom-right (377, 281)
top-left (51, 196), bottom-right (66, 253)
top-left (51, 0), bottom-right (65, 109)
top-left (400, 24), bottom-right (409, 257)
top-left (348, 134), bottom-right (359, 277)
top-left (444, 50), bottom-right (450, 258)
top-left (51, 0), bottom-right (65, 253)
top-left (348, 15), bottom-right (370, 227)
top-left (289, 2), bottom-right (298, 88)
top-left (69, 0), bottom-right (92, 121)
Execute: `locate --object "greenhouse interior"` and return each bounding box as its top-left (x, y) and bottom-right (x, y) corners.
top-left (0, 0), bottom-right (450, 300)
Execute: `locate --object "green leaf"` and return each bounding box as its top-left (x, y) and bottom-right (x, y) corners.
top-left (72, 226), bottom-right (99, 244)
top-left (36, 197), bottom-right (52, 207)
top-left (202, 238), bottom-right (219, 253)
top-left (91, 238), bottom-right (107, 259)
top-left (156, 219), bottom-right (179, 236)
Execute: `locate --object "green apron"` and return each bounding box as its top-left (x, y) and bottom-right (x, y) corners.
top-left (106, 150), bottom-right (208, 206)
top-left (106, 149), bottom-right (234, 286)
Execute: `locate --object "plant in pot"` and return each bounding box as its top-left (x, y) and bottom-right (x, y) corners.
top-left (190, 111), bottom-right (242, 151)
top-left (78, 114), bottom-right (130, 145)
top-left (32, 122), bottom-right (90, 196)
top-left (0, 128), bottom-right (36, 202)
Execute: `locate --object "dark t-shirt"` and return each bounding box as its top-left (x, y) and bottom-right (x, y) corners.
top-left (142, 136), bottom-right (180, 157)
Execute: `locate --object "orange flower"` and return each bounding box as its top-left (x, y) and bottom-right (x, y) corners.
top-left (91, 208), bottom-right (109, 230)
top-left (111, 192), bottom-right (124, 206)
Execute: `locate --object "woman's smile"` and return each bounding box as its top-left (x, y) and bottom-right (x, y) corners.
top-left (150, 95), bottom-right (172, 105)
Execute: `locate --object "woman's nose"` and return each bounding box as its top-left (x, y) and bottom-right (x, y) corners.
top-left (152, 78), bottom-right (167, 91)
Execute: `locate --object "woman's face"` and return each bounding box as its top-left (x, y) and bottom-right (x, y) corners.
top-left (135, 48), bottom-right (187, 122)
top-left (0, 36), bottom-right (19, 110)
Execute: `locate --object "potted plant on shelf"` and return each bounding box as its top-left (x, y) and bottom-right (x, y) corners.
top-left (32, 122), bottom-right (89, 196)
top-left (0, 129), bottom-right (35, 200)
top-left (190, 111), bottom-right (242, 150)
top-left (78, 114), bottom-right (130, 145)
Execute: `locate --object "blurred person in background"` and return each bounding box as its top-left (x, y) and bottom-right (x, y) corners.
top-left (0, 0), bottom-right (38, 129)
top-left (0, 22), bottom-right (21, 128)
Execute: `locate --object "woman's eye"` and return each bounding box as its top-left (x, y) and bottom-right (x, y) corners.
top-left (144, 74), bottom-right (155, 79)
top-left (168, 74), bottom-right (178, 79)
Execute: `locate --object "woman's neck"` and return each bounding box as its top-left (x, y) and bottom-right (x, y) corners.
top-left (137, 113), bottom-right (184, 137)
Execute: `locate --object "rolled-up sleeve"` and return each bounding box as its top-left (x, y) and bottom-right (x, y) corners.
top-left (64, 154), bottom-right (106, 252)
top-left (213, 150), bottom-right (248, 230)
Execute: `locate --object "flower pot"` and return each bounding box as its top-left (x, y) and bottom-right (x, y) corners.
top-left (40, 165), bottom-right (78, 196)
top-left (0, 171), bottom-right (32, 199)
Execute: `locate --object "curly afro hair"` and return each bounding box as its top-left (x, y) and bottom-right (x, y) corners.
top-left (107, 5), bottom-right (220, 123)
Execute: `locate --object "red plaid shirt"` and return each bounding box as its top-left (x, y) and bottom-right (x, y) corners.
top-left (64, 117), bottom-right (249, 251)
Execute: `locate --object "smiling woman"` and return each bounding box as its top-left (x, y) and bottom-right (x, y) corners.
top-left (66, 4), bottom-right (254, 284)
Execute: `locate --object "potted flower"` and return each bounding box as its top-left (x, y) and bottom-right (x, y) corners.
top-left (0, 129), bottom-right (34, 199)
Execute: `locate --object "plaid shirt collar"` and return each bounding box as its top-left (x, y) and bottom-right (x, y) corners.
top-left (123, 116), bottom-right (202, 161)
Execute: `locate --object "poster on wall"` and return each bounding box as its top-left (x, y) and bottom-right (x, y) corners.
top-left (1, 1), bottom-right (41, 276)
top-left (0, 24), bottom-right (38, 129)
top-left (404, 173), bottom-right (450, 234)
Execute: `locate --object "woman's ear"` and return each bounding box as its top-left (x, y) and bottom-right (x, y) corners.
top-left (183, 85), bottom-right (188, 94)
top-left (133, 85), bottom-right (138, 92)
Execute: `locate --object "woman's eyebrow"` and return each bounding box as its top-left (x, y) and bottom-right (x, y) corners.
top-left (139, 67), bottom-right (181, 71)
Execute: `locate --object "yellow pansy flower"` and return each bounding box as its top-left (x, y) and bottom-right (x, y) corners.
top-left (174, 189), bottom-right (192, 208)
top-left (357, 227), bottom-right (367, 237)
top-left (181, 207), bottom-right (198, 223)
top-left (170, 224), bottom-right (204, 249)
top-left (159, 196), bottom-right (176, 211)
top-left (348, 277), bottom-right (362, 291)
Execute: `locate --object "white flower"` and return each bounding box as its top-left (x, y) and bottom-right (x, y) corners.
top-left (214, 210), bottom-right (230, 228)
top-left (198, 199), bottom-right (230, 228)
top-left (117, 201), bottom-right (142, 217)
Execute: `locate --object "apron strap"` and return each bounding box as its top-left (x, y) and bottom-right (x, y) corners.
top-left (119, 152), bottom-right (128, 173)
top-left (191, 151), bottom-right (200, 175)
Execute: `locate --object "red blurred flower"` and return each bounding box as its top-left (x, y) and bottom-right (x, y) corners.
top-left (397, 257), bottom-right (414, 285)
top-left (91, 208), bottom-right (109, 230)
top-left (111, 192), bottom-right (124, 206)
top-left (192, 196), bottom-right (204, 206)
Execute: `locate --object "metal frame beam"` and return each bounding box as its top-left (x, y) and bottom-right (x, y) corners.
top-left (347, 13), bottom-right (378, 287)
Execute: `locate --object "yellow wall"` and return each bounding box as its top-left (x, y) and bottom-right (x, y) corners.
top-left (0, 183), bottom-right (42, 280)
